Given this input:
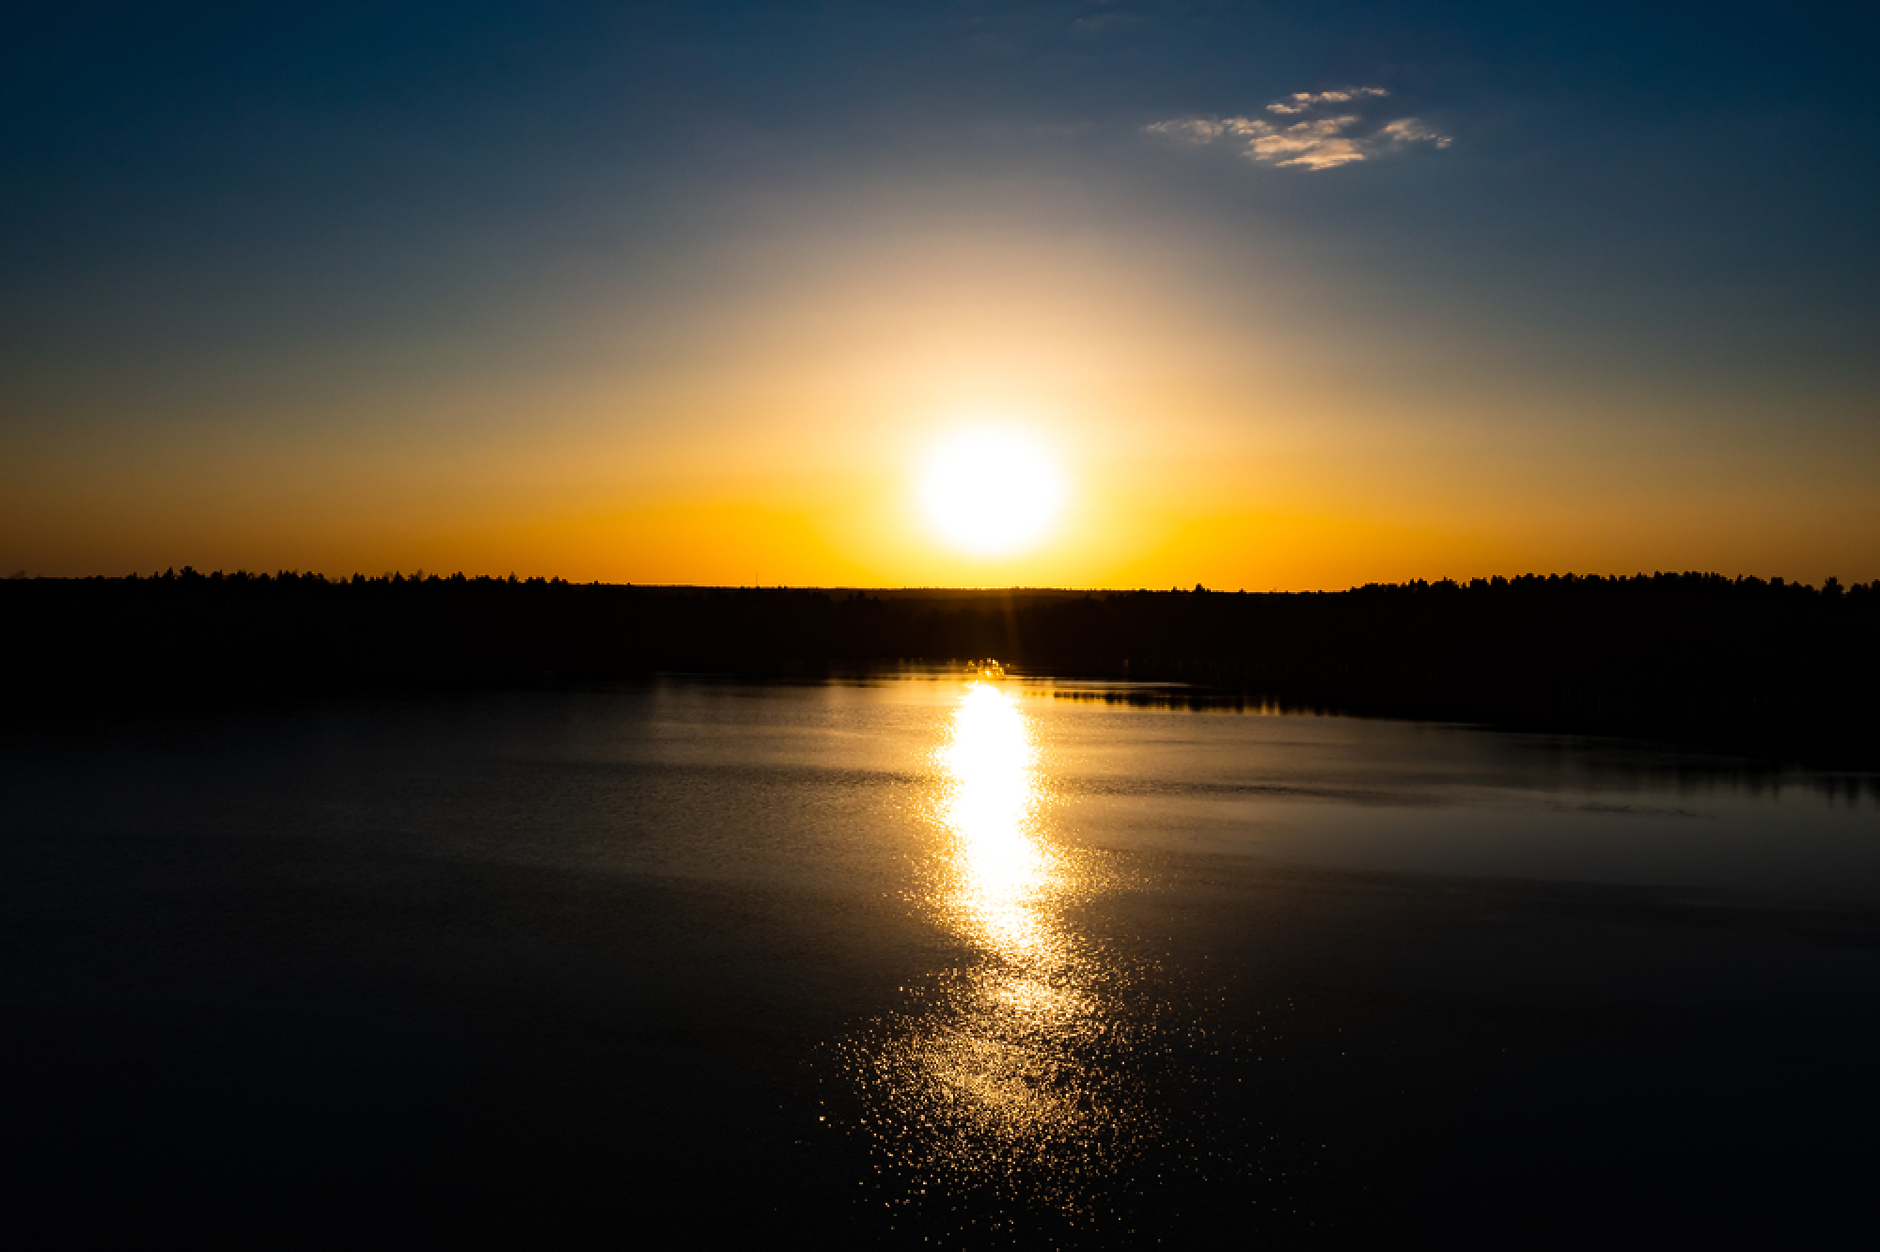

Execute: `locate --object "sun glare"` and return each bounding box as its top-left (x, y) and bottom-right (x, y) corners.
top-left (920, 429), bottom-right (1068, 556)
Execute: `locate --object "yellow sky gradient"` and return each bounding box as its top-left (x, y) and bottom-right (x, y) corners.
top-left (6, 205), bottom-right (1875, 588)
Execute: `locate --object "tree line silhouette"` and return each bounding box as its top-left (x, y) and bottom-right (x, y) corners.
top-left (8, 567), bottom-right (1878, 765)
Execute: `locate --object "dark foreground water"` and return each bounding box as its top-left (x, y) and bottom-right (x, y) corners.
top-left (5, 675), bottom-right (1876, 1245)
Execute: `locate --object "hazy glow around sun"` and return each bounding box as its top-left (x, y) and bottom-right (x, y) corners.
top-left (920, 428), bottom-right (1069, 556)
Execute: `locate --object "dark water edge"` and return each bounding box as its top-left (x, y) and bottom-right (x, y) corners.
top-left (9, 573), bottom-right (1880, 768)
top-left (7, 811), bottom-right (1875, 1246)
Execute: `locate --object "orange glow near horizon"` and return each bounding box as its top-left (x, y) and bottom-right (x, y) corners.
top-left (3, 204), bottom-right (1876, 590)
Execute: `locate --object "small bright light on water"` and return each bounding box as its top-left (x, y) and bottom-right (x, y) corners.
top-left (920, 429), bottom-right (1068, 555)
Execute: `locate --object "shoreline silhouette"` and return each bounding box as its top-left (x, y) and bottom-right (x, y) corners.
top-left (8, 568), bottom-right (1878, 767)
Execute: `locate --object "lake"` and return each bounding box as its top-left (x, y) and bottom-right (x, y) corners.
top-left (5, 673), bottom-right (1876, 1244)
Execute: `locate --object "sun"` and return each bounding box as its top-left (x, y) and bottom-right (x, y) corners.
top-left (919, 428), bottom-right (1069, 556)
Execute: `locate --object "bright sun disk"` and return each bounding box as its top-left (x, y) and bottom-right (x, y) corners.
top-left (920, 430), bottom-right (1068, 556)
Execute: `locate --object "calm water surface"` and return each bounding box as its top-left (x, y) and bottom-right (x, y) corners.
top-left (5, 673), bottom-right (1876, 1243)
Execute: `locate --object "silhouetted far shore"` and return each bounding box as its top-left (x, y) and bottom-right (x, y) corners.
top-left (8, 568), bottom-right (1878, 767)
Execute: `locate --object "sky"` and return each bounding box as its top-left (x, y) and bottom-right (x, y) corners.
top-left (3, 1), bottom-right (1876, 589)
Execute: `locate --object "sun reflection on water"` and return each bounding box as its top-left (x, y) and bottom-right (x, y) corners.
top-left (838, 679), bottom-right (1146, 1197)
top-left (938, 683), bottom-right (1063, 966)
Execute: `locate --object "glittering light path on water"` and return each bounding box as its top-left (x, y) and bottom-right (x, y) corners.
top-left (836, 681), bottom-right (1153, 1203)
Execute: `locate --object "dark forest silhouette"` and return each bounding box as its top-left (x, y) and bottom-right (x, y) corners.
top-left (8, 568), bottom-right (1878, 765)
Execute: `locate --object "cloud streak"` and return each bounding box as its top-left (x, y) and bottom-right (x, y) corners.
top-left (1147, 87), bottom-right (1450, 170)
top-left (1266, 87), bottom-right (1388, 115)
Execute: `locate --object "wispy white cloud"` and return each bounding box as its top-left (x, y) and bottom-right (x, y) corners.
top-left (1244, 115), bottom-right (1370, 169)
top-left (1266, 86), bottom-right (1389, 115)
top-left (1146, 87), bottom-right (1450, 170)
top-left (1375, 117), bottom-right (1451, 147)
